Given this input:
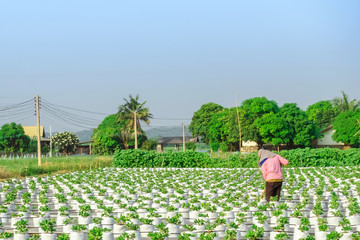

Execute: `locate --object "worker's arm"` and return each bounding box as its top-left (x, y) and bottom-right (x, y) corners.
top-left (278, 155), bottom-right (289, 166)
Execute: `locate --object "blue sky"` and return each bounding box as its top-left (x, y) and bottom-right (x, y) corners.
top-left (0, 1), bottom-right (359, 132)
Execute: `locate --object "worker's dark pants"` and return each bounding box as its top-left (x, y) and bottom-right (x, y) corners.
top-left (265, 182), bottom-right (283, 202)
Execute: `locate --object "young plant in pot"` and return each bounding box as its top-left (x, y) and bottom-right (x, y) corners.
top-left (14, 219), bottom-right (29, 240)
top-left (78, 204), bottom-right (92, 225)
top-left (139, 218), bottom-right (155, 233)
top-left (70, 224), bottom-right (87, 240)
top-left (125, 222), bottom-right (141, 239)
top-left (56, 234), bottom-right (70, 240)
top-left (62, 217), bottom-right (78, 233)
top-left (39, 218), bottom-right (57, 240)
top-left (0, 232), bottom-right (14, 240)
top-left (244, 224), bottom-right (264, 240)
top-left (116, 232), bottom-right (136, 240)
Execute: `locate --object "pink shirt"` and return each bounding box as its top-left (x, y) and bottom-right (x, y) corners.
top-left (260, 155), bottom-right (289, 181)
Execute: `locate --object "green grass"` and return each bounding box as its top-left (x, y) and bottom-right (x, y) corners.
top-left (0, 155), bottom-right (112, 180)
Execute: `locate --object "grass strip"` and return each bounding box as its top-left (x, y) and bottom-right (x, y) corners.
top-left (0, 155), bottom-right (112, 180)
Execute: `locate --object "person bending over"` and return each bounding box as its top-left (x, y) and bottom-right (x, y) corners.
top-left (258, 148), bottom-right (289, 202)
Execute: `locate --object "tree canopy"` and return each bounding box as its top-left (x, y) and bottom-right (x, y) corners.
top-left (332, 109), bottom-right (360, 147)
top-left (239, 97), bottom-right (279, 146)
top-left (189, 102), bottom-right (224, 143)
top-left (0, 122), bottom-right (30, 152)
top-left (332, 91), bottom-right (359, 113)
top-left (51, 132), bottom-right (79, 155)
top-left (117, 94), bottom-right (152, 149)
top-left (280, 103), bottom-right (317, 147)
top-left (306, 100), bottom-right (339, 130)
top-left (91, 114), bottom-right (124, 154)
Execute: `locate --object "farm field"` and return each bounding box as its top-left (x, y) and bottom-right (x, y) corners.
top-left (0, 167), bottom-right (359, 239)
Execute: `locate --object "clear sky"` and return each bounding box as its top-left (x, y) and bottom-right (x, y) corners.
top-left (0, 0), bottom-right (359, 132)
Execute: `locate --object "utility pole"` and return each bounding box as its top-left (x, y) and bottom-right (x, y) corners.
top-left (134, 111), bottom-right (137, 149)
top-left (182, 122), bottom-right (185, 152)
top-left (36, 95), bottom-right (42, 166)
top-left (49, 126), bottom-right (52, 157)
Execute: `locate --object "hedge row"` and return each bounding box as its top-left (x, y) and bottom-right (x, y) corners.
top-left (113, 148), bottom-right (360, 168)
top-left (113, 150), bottom-right (214, 168)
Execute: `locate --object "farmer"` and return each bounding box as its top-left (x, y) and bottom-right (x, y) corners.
top-left (258, 148), bottom-right (289, 202)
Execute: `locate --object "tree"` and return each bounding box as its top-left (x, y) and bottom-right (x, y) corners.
top-left (280, 103), bottom-right (317, 147)
top-left (117, 94), bottom-right (152, 149)
top-left (332, 109), bottom-right (360, 147)
top-left (332, 91), bottom-right (359, 113)
top-left (306, 100), bottom-right (339, 130)
top-left (255, 113), bottom-right (292, 150)
top-left (91, 114), bottom-right (124, 154)
top-left (51, 132), bottom-right (79, 155)
top-left (207, 109), bottom-right (230, 151)
top-left (0, 122), bottom-right (30, 153)
top-left (140, 139), bottom-right (158, 150)
top-left (239, 97), bottom-right (279, 146)
top-left (189, 102), bottom-right (224, 143)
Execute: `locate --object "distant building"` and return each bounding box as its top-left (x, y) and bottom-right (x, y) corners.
top-left (316, 125), bottom-right (349, 149)
top-left (23, 126), bottom-right (50, 145)
top-left (156, 137), bottom-right (198, 152)
top-left (75, 141), bottom-right (92, 155)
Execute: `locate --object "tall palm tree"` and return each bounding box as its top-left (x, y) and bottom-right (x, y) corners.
top-left (117, 94), bottom-right (152, 149)
top-left (332, 91), bottom-right (359, 113)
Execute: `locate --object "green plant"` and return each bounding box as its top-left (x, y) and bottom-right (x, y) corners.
top-left (57, 234), bottom-right (70, 240)
top-left (178, 233), bottom-right (196, 240)
top-left (148, 232), bottom-right (168, 240)
top-left (125, 222), bottom-right (139, 231)
top-left (275, 232), bottom-right (289, 240)
top-left (245, 225), bottom-right (264, 240)
top-left (0, 232), bottom-right (14, 238)
top-left (116, 233), bottom-right (136, 240)
top-left (15, 219), bottom-right (28, 234)
top-left (224, 229), bottom-right (237, 240)
top-left (72, 224), bottom-right (87, 232)
top-left (88, 227), bottom-right (103, 240)
top-left (326, 231), bottom-right (343, 240)
top-left (40, 218), bottom-right (56, 233)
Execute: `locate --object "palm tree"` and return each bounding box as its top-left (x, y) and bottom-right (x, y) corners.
top-left (332, 91), bottom-right (359, 113)
top-left (117, 94), bottom-right (152, 149)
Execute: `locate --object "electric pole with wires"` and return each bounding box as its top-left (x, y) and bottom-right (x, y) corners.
top-left (36, 95), bottom-right (42, 166)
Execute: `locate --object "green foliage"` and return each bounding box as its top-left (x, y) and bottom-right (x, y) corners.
top-left (92, 114), bottom-right (124, 154)
top-left (278, 148), bottom-right (360, 167)
top-left (255, 113), bottom-right (292, 146)
top-left (52, 132), bottom-right (79, 154)
top-left (0, 122), bottom-right (30, 153)
top-left (240, 97), bottom-right (279, 146)
top-left (117, 94), bottom-right (152, 149)
top-left (208, 109), bottom-right (231, 151)
top-left (113, 149), bottom-right (213, 168)
top-left (141, 139), bottom-right (158, 151)
top-left (88, 227), bottom-right (103, 240)
top-left (113, 148), bottom-right (360, 168)
top-left (57, 234), bottom-right (70, 240)
top-left (332, 91), bottom-right (359, 113)
top-left (185, 142), bottom-right (196, 151)
top-left (40, 218), bottom-right (56, 233)
top-left (189, 102), bottom-right (224, 143)
top-left (279, 103), bottom-right (317, 147)
top-left (306, 100), bottom-right (339, 130)
top-left (332, 109), bottom-right (360, 146)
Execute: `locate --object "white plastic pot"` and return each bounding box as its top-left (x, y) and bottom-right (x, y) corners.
top-left (103, 232), bottom-right (114, 240)
top-left (40, 233), bottom-right (57, 240)
top-left (69, 232), bottom-right (86, 240)
top-left (13, 234), bottom-right (30, 240)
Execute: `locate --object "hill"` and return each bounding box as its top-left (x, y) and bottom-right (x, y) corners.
top-left (144, 126), bottom-right (192, 139)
